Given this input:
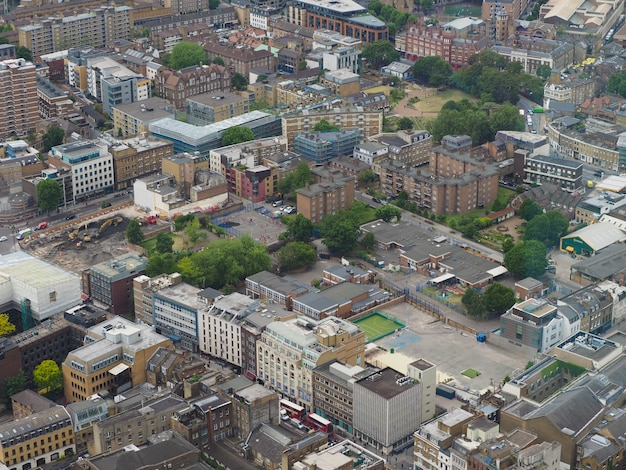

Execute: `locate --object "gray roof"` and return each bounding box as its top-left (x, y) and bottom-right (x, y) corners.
top-left (571, 243), bottom-right (626, 279)
top-left (561, 223), bottom-right (626, 251)
top-left (247, 424), bottom-right (296, 463)
top-left (516, 277), bottom-right (543, 290)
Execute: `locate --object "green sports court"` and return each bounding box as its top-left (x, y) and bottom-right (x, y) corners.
top-left (352, 312), bottom-right (405, 343)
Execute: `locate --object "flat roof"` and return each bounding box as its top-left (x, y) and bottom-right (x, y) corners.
top-left (293, 0), bottom-right (365, 14)
top-left (355, 367), bottom-right (417, 400)
top-left (112, 97), bottom-right (173, 120)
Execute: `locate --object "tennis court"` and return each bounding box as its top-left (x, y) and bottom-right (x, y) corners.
top-left (353, 312), bottom-right (405, 343)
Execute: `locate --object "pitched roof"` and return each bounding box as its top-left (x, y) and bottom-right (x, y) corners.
top-left (561, 223), bottom-right (625, 251)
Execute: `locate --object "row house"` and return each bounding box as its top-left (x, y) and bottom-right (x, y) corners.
top-left (156, 63), bottom-right (231, 110)
top-left (203, 42), bottom-right (275, 78)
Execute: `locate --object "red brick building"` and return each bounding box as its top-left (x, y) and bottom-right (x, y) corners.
top-left (156, 63), bottom-right (231, 109)
top-left (203, 42), bottom-right (275, 78)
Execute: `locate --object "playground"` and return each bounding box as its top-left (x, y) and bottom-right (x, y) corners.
top-left (353, 312), bottom-right (405, 343)
top-left (212, 204), bottom-right (285, 247)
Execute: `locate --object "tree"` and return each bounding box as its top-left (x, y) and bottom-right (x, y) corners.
top-left (420, 0), bottom-right (433, 12)
top-left (0, 313), bottom-right (15, 337)
top-left (362, 40), bottom-right (400, 69)
top-left (397, 117), bottom-right (414, 130)
top-left (155, 232), bottom-right (174, 253)
top-left (483, 283), bottom-right (515, 315)
top-left (319, 211), bottom-right (361, 255)
top-left (536, 64), bottom-right (552, 81)
top-left (502, 237), bottom-right (515, 253)
top-left (184, 217), bottom-right (204, 244)
top-left (298, 59), bottom-right (307, 71)
top-left (126, 220), bottom-right (144, 245)
top-left (277, 242), bottom-right (317, 271)
top-left (278, 162), bottom-right (313, 194)
top-left (169, 42), bottom-right (208, 70)
top-left (313, 119), bottom-right (339, 132)
top-left (231, 72), bottom-right (248, 90)
top-left (221, 126), bottom-right (255, 146)
top-left (461, 288), bottom-right (486, 318)
top-left (16, 46), bottom-right (33, 62)
top-left (36, 179), bottom-right (62, 215)
top-left (361, 231), bottom-right (376, 251)
top-left (375, 205), bottom-right (402, 222)
top-left (412, 56), bottom-right (452, 87)
top-left (42, 125), bottom-right (65, 152)
top-left (504, 240), bottom-right (548, 278)
top-left (146, 252), bottom-right (178, 277)
top-left (209, 0), bottom-right (220, 8)
top-left (608, 69), bottom-right (626, 98)
top-left (33, 360), bottom-right (62, 392)
top-left (284, 214), bottom-right (314, 242)
top-left (256, 73), bottom-right (268, 83)
top-left (518, 198), bottom-right (543, 221)
top-left (2, 371), bottom-right (26, 407)
top-left (358, 169), bottom-right (377, 186)
top-left (212, 56), bottom-right (225, 66)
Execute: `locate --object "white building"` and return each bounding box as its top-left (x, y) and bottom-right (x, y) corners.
top-left (48, 140), bottom-right (114, 203)
top-left (153, 282), bottom-right (204, 351)
top-left (407, 359), bottom-right (437, 423)
top-left (322, 46), bottom-right (361, 74)
top-left (353, 141), bottom-right (388, 166)
top-left (595, 280), bottom-right (626, 326)
top-left (0, 252), bottom-right (81, 322)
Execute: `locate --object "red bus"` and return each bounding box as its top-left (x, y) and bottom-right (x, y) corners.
top-left (306, 413), bottom-right (332, 433)
top-left (280, 399), bottom-right (305, 419)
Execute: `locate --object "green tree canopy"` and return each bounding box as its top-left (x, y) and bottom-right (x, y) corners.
top-left (146, 252), bottom-right (178, 277)
top-left (209, 0), bottom-right (220, 8)
top-left (0, 313), bottom-right (16, 337)
top-left (232, 72), bottom-right (248, 90)
top-left (33, 360), bottom-right (62, 392)
top-left (483, 283), bottom-right (515, 315)
top-left (155, 232), bottom-right (174, 253)
top-left (362, 40), bottom-right (400, 69)
top-left (504, 240), bottom-right (548, 278)
top-left (256, 73), bottom-right (268, 83)
top-left (1, 371), bottom-right (26, 407)
top-left (221, 126), bottom-right (255, 146)
top-left (608, 69), bottom-right (626, 98)
top-left (397, 117), bottom-right (414, 130)
top-left (361, 231), bottom-right (376, 251)
top-left (169, 42), bottom-right (208, 70)
top-left (277, 241), bottom-right (317, 271)
top-left (212, 56), bottom-right (225, 66)
top-left (375, 205), bottom-right (402, 222)
top-left (313, 119), bottom-right (340, 132)
top-left (318, 210), bottom-right (361, 255)
top-left (536, 64), bottom-right (552, 81)
top-left (461, 288), bottom-right (486, 318)
top-left (412, 56), bottom-right (452, 88)
top-left (518, 198), bottom-right (543, 221)
top-left (16, 46), bottom-right (33, 62)
top-left (278, 162), bottom-right (313, 194)
top-left (42, 125), bottom-right (65, 152)
top-left (358, 169), bottom-right (377, 185)
top-left (283, 214), bottom-right (314, 242)
top-left (525, 210), bottom-right (569, 247)
top-left (125, 219), bottom-right (144, 245)
top-left (36, 179), bottom-right (62, 214)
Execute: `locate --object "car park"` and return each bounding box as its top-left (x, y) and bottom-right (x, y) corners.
top-left (272, 200), bottom-right (284, 207)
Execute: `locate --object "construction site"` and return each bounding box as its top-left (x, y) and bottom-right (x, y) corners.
top-left (21, 204), bottom-right (148, 274)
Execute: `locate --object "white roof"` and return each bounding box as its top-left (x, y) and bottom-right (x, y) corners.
top-left (596, 174), bottom-right (626, 193)
top-left (487, 266), bottom-right (509, 277)
top-left (561, 222), bottom-right (626, 251)
top-left (431, 273), bottom-right (456, 284)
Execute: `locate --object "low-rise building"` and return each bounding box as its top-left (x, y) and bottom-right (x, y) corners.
top-left (523, 154), bottom-right (583, 192)
top-left (294, 129), bottom-right (362, 164)
top-left (109, 135), bottom-right (174, 190)
top-left (570, 244), bottom-right (626, 285)
top-left (245, 270), bottom-right (312, 309)
top-left (156, 64), bottom-right (231, 110)
top-left (133, 272), bottom-right (184, 326)
top-left (320, 69), bottom-right (360, 97)
top-left (232, 383), bottom-right (280, 438)
top-left (145, 347), bottom-right (206, 387)
top-left (515, 277), bottom-right (547, 300)
top-left (185, 91), bottom-right (251, 125)
top-left (37, 76), bottom-right (73, 120)
top-left (112, 97), bottom-right (174, 138)
top-left (170, 394), bottom-right (233, 449)
top-left (560, 222), bottom-right (626, 256)
top-left (500, 299), bottom-right (563, 353)
top-left (66, 396), bottom-right (109, 452)
top-left (294, 439), bottom-right (385, 469)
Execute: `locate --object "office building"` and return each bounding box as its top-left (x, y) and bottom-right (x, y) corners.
top-left (109, 135), bottom-right (174, 190)
top-left (353, 367), bottom-right (422, 455)
top-left (112, 98), bottom-right (174, 138)
top-left (186, 92), bottom-right (251, 125)
top-left (133, 272), bottom-right (184, 325)
top-left (37, 76), bottom-right (73, 120)
top-left (62, 316), bottom-right (172, 402)
top-left (523, 154), bottom-right (583, 191)
top-left (245, 271), bottom-right (312, 309)
top-left (232, 384), bottom-right (280, 438)
top-left (499, 299), bottom-right (563, 353)
top-left (66, 396), bottom-right (109, 452)
top-left (47, 140), bottom-right (115, 204)
top-left (0, 58), bottom-right (38, 139)
top-left (81, 254), bottom-right (147, 315)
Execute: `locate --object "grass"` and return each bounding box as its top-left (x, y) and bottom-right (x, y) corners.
top-left (541, 360), bottom-right (586, 379)
top-left (362, 85), bottom-right (391, 97)
top-left (487, 187), bottom-right (516, 211)
top-left (444, 208), bottom-right (484, 228)
top-left (444, 5), bottom-right (482, 16)
top-left (413, 89), bottom-right (478, 114)
top-left (353, 312), bottom-right (405, 343)
top-left (357, 206), bottom-right (378, 224)
top-left (139, 231), bottom-right (201, 254)
top-left (462, 368), bottom-right (481, 378)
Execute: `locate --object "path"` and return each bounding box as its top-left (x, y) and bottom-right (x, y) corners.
top-left (391, 84), bottom-right (438, 120)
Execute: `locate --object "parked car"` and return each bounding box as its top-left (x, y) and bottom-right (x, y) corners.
top-left (272, 200), bottom-right (284, 207)
top-left (65, 214), bottom-right (76, 220)
top-left (0, 236), bottom-right (7, 242)
top-left (372, 197), bottom-right (381, 204)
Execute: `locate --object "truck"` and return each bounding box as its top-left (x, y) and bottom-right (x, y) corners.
top-left (16, 228), bottom-right (32, 240)
top-left (519, 109), bottom-right (525, 117)
top-left (35, 221), bottom-right (48, 231)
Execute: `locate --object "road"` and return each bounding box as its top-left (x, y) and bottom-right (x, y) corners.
top-left (0, 191), bottom-right (132, 256)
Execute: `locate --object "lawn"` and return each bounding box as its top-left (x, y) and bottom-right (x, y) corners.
top-left (353, 312), bottom-right (405, 343)
top-left (462, 368), bottom-right (481, 378)
top-left (487, 187), bottom-right (516, 211)
top-left (140, 231), bottom-right (203, 254)
top-left (413, 89), bottom-right (478, 114)
top-left (444, 5), bottom-right (482, 16)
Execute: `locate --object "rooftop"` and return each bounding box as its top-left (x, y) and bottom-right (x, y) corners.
top-left (90, 254), bottom-right (146, 281)
top-left (186, 91), bottom-right (249, 107)
top-left (112, 97), bottom-right (174, 120)
top-left (571, 243), bottom-right (626, 279)
top-left (234, 383), bottom-right (276, 402)
top-left (561, 222), bottom-right (626, 251)
top-left (355, 367), bottom-right (417, 400)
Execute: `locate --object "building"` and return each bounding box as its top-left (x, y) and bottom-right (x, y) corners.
top-left (112, 97), bottom-right (174, 138)
top-left (312, 360), bottom-right (379, 433)
top-left (232, 383), bottom-right (280, 438)
top-left (575, 192), bottom-right (626, 225)
top-left (322, 46), bottom-right (361, 74)
top-left (491, 40), bottom-right (574, 76)
top-left (282, 106), bottom-right (383, 148)
top-left (294, 130), bottom-right (362, 164)
top-left (145, 347), bottom-right (206, 387)
top-left (62, 316), bottom-right (173, 402)
top-left (322, 264), bottom-right (371, 286)
top-left (10, 390), bottom-right (56, 421)
top-left (558, 285), bottom-right (614, 335)
top-left (133, 272), bottom-right (184, 326)
top-left (156, 64), bottom-right (231, 110)
top-left (296, 175), bottom-right (356, 223)
top-left (523, 154), bottom-right (583, 192)
top-left (0, 58), bottom-right (38, 139)
top-left (185, 91), bottom-right (251, 125)
top-left (295, 439), bottom-right (385, 469)
top-left (152, 281), bottom-right (205, 351)
top-left (245, 271), bottom-right (312, 309)
top-left (47, 140), bottom-right (115, 204)
top-left (544, 78), bottom-right (596, 109)
top-left (500, 298), bottom-right (563, 353)
top-left (482, 0), bottom-right (532, 21)
top-left (352, 367), bottom-right (421, 455)
top-left (257, 315), bottom-right (365, 409)
top-left (66, 396), bottom-right (109, 452)
top-left (203, 42), bottom-right (275, 78)
top-left (570, 243), bottom-right (626, 285)
top-left (149, 111), bottom-right (282, 155)
top-left (320, 69), bottom-right (360, 97)
top-left (170, 394), bottom-right (233, 448)
top-left (0, 405), bottom-right (74, 469)
top-left (560, 222), bottom-right (626, 256)
top-left (90, 395), bottom-right (186, 455)
top-left (286, 0), bottom-right (388, 44)
top-left (82, 254), bottom-right (146, 315)
top-left (37, 76), bottom-right (73, 120)
top-left (369, 130), bottom-right (433, 169)
top-left (515, 277), bottom-right (547, 300)
top-left (110, 135), bottom-right (174, 190)
top-left (407, 359), bottom-right (437, 424)
top-left (404, 20), bottom-right (489, 67)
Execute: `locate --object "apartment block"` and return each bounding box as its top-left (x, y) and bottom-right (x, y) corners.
top-left (370, 130), bottom-right (433, 169)
top-left (523, 154), bottom-right (583, 192)
top-left (294, 130), bottom-right (362, 165)
top-left (110, 135), bottom-right (174, 190)
top-left (257, 316), bottom-right (365, 409)
top-left (156, 64), bottom-right (231, 110)
top-left (37, 76), bottom-right (73, 120)
top-left (245, 270), bottom-right (312, 309)
top-left (47, 140), bottom-right (115, 204)
top-left (232, 384), bottom-right (280, 438)
top-left (89, 395), bottom-right (186, 455)
top-left (0, 59), bottom-right (38, 139)
top-left (282, 106), bottom-right (383, 148)
top-left (312, 360), bottom-right (379, 434)
top-left (353, 367), bottom-right (422, 455)
top-left (296, 175), bottom-right (356, 224)
top-left (0, 406), bottom-right (75, 469)
top-left (62, 316), bottom-right (172, 402)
